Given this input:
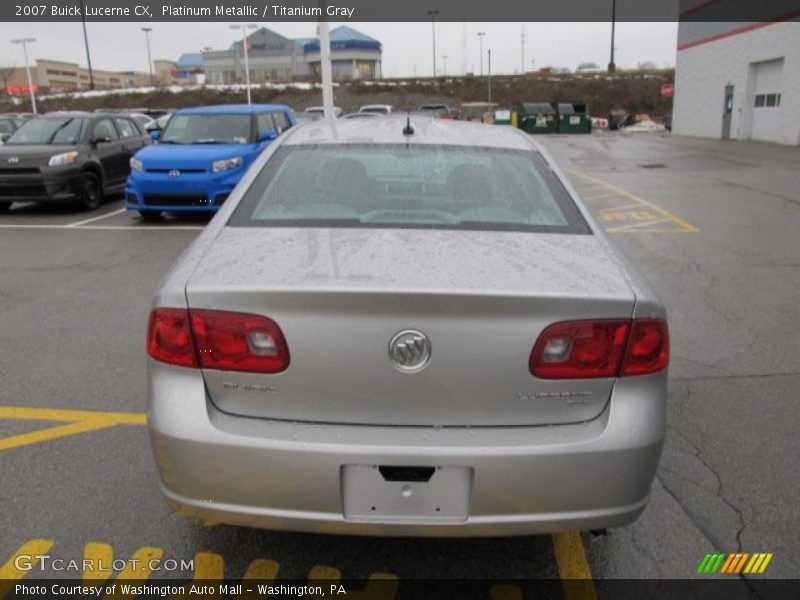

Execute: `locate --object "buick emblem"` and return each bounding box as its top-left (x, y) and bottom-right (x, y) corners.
top-left (168, 169), bottom-right (180, 179)
top-left (388, 330), bottom-right (431, 373)
top-left (7, 157), bottom-right (19, 164)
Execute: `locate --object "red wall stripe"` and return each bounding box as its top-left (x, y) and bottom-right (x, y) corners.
top-left (678, 12), bottom-right (800, 51)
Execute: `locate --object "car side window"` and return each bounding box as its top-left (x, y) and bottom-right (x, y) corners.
top-left (114, 118), bottom-right (138, 139)
top-left (257, 113), bottom-right (276, 135)
top-left (271, 111), bottom-right (290, 133)
top-left (0, 120), bottom-right (14, 134)
top-left (93, 118), bottom-right (120, 142)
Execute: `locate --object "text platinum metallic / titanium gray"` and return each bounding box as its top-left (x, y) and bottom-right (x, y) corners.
top-left (146, 116), bottom-right (668, 536)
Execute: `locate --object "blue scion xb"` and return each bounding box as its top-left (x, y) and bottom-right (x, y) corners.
top-left (125, 104), bottom-right (296, 220)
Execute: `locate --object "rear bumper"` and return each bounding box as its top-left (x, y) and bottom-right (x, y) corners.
top-left (148, 361), bottom-right (666, 537)
top-left (0, 168), bottom-right (83, 203)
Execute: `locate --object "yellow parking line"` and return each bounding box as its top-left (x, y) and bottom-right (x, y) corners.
top-left (0, 406), bottom-right (146, 452)
top-left (0, 405), bottom-right (146, 424)
top-left (0, 539), bottom-right (54, 597)
top-left (582, 192), bottom-right (625, 201)
top-left (570, 170), bottom-right (699, 233)
top-left (552, 533), bottom-right (597, 600)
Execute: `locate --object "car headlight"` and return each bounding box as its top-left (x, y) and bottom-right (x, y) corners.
top-left (130, 157), bottom-right (144, 172)
top-left (212, 156), bottom-right (244, 173)
top-left (48, 151), bottom-right (79, 167)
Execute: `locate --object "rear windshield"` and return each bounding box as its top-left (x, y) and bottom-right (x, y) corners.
top-left (228, 144), bottom-right (590, 234)
top-left (7, 118), bottom-right (86, 145)
top-left (160, 114), bottom-right (253, 145)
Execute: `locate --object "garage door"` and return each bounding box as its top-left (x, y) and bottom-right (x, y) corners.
top-left (750, 58), bottom-right (784, 143)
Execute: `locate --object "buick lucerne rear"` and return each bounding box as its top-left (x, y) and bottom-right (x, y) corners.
top-left (146, 116), bottom-right (668, 536)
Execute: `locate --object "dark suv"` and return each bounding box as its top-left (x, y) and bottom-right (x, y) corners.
top-left (0, 112), bottom-right (150, 211)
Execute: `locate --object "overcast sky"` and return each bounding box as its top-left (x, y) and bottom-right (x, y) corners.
top-left (0, 21), bottom-right (678, 76)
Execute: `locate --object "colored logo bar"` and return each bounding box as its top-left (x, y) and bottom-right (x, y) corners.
top-left (697, 553), bottom-right (773, 574)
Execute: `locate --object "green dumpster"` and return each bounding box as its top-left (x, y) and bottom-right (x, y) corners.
top-left (557, 102), bottom-right (592, 134)
top-left (515, 102), bottom-right (557, 134)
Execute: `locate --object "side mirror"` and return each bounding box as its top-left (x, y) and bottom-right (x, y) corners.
top-left (259, 129), bottom-right (277, 142)
top-left (0, 133), bottom-right (11, 143)
top-left (92, 136), bottom-right (112, 145)
top-left (150, 130), bottom-right (161, 141)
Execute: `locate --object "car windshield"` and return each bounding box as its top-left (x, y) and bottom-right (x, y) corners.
top-left (159, 114), bottom-right (253, 144)
top-left (6, 118), bottom-right (86, 145)
top-left (229, 144), bottom-right (589, 234)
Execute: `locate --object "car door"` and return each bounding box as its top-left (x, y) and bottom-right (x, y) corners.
top-left (90, 118), bottom-right (126, 187)
top-left (115, 117), bottom-right (148, 168)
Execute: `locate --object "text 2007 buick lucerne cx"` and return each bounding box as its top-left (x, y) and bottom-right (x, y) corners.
top-left (146, 115), bottom-right (669, 536)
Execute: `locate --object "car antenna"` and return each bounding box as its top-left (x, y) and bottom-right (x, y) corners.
top-left (402, 114), bottom-right (414, 136)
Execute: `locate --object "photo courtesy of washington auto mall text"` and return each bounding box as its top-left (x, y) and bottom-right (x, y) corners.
top-left (0, 0), bottom-right (798, 599)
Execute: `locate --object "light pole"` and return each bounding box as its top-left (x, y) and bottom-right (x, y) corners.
top-left (608, 0), bottom-right (617, 73)
top-left (477, 31), bottom-right (485, 76)
top-left (487, 49), bottom-right (492, 103)
top-left (231, 24), bottom-right (257, 104)
top-left (141, 27), bottom-right (154, 85)
top-left (442, 54), bottom-right (448, 77)
top-left (11, 38), bottom-right (37, 114)
top-left (79, 0), bottom-right (94, 89)
top-left (427, 10), bottom-right (439, 78)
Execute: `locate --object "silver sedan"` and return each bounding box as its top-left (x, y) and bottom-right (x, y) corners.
top-left (146, 116), bottom-right (668, 536)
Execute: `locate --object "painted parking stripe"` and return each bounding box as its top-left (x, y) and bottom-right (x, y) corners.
top-left (0, 540), bottom-right (54, 597)
top-left (65, 208), bottom-right (127, 227)
top-left (570, 170), bottom-right (699, 234)
top-left (0, 406), bottom-right (146, 451)
top-left (552, 532), bottom-right (597, 600)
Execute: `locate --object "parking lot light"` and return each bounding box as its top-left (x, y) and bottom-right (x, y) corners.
top-left (11, 38), bottom-right (37, 114)
top-left (231, 24), bottom-right (258, 105)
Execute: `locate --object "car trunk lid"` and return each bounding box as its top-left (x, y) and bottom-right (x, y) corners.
top-left (185, 227), bottom-right (635, 427)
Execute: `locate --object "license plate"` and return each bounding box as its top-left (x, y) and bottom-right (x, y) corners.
top-left (342, 465), bottom-right (473, 522)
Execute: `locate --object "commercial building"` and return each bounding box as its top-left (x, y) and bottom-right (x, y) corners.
top-left (203, 25), bottom-right (381, 84)
top-left (673, 18), bottom-right (800, 145)
top-left (2, 58), bottom-right (155, 94)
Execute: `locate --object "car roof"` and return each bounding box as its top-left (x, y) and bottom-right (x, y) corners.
top-left (42, 111), bottom-right (94, 118)
top-left (286, 114), bottom-right (534, 150)
top-left (175, 104), bottom-right (291, 116)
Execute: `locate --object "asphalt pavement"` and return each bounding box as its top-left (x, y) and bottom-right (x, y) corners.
top-left (0, 132), bottom-right (797, 595)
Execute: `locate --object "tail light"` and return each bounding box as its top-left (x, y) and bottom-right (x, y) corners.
top-left (530, 318), bottom-right (668, 379)
top-left (147, 308), bottom-right (290, 373)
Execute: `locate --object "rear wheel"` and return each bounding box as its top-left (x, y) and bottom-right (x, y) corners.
top-left (139, 210), bottom-right (162, 222)
top-left (78, 172), bottom-right (102, 211)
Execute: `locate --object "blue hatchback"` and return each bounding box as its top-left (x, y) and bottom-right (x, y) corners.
top-left (125, 104), bottom-right (296, 219)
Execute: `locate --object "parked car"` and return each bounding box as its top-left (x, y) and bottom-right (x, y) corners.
top-left (0, 111), bottom-right (149, 211)
top-left (125, 104), bottom-right (296, 220)
top-left (147, 115), bottom-right (669, 536)
top-left (359, 104), bottom-right (393, 115)
top-left (0, 115), bottom-right (28, 144)
top-left (418, 103), bottom-right (455, 119)
top-left (342, 112), bottom-right (382, 120)
top-left (125, 112), bottom-right (159, 132)
top-left (302, 106), bottom-right (342, 120)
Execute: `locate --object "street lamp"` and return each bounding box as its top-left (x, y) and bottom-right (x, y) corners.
top-left (477, 31), bottom-right (485, 76)
top-left (427, 10), bottom-right (439, 78)
top-left (231, 24), bottom-right (258, 104)
top-left (141, 27), bottom-right (154, 86)
top-left (11, 38), bottom-right (37, 114)
top-left (608, 0), bottom-right (617, 73)
top-left (79, 0), bottom-right (94, 89)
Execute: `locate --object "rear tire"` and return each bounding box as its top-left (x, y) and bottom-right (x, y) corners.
top-left (139, 210), bottom-right (162, 222)
top-left (78, 172), bottom-right (102, 211)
